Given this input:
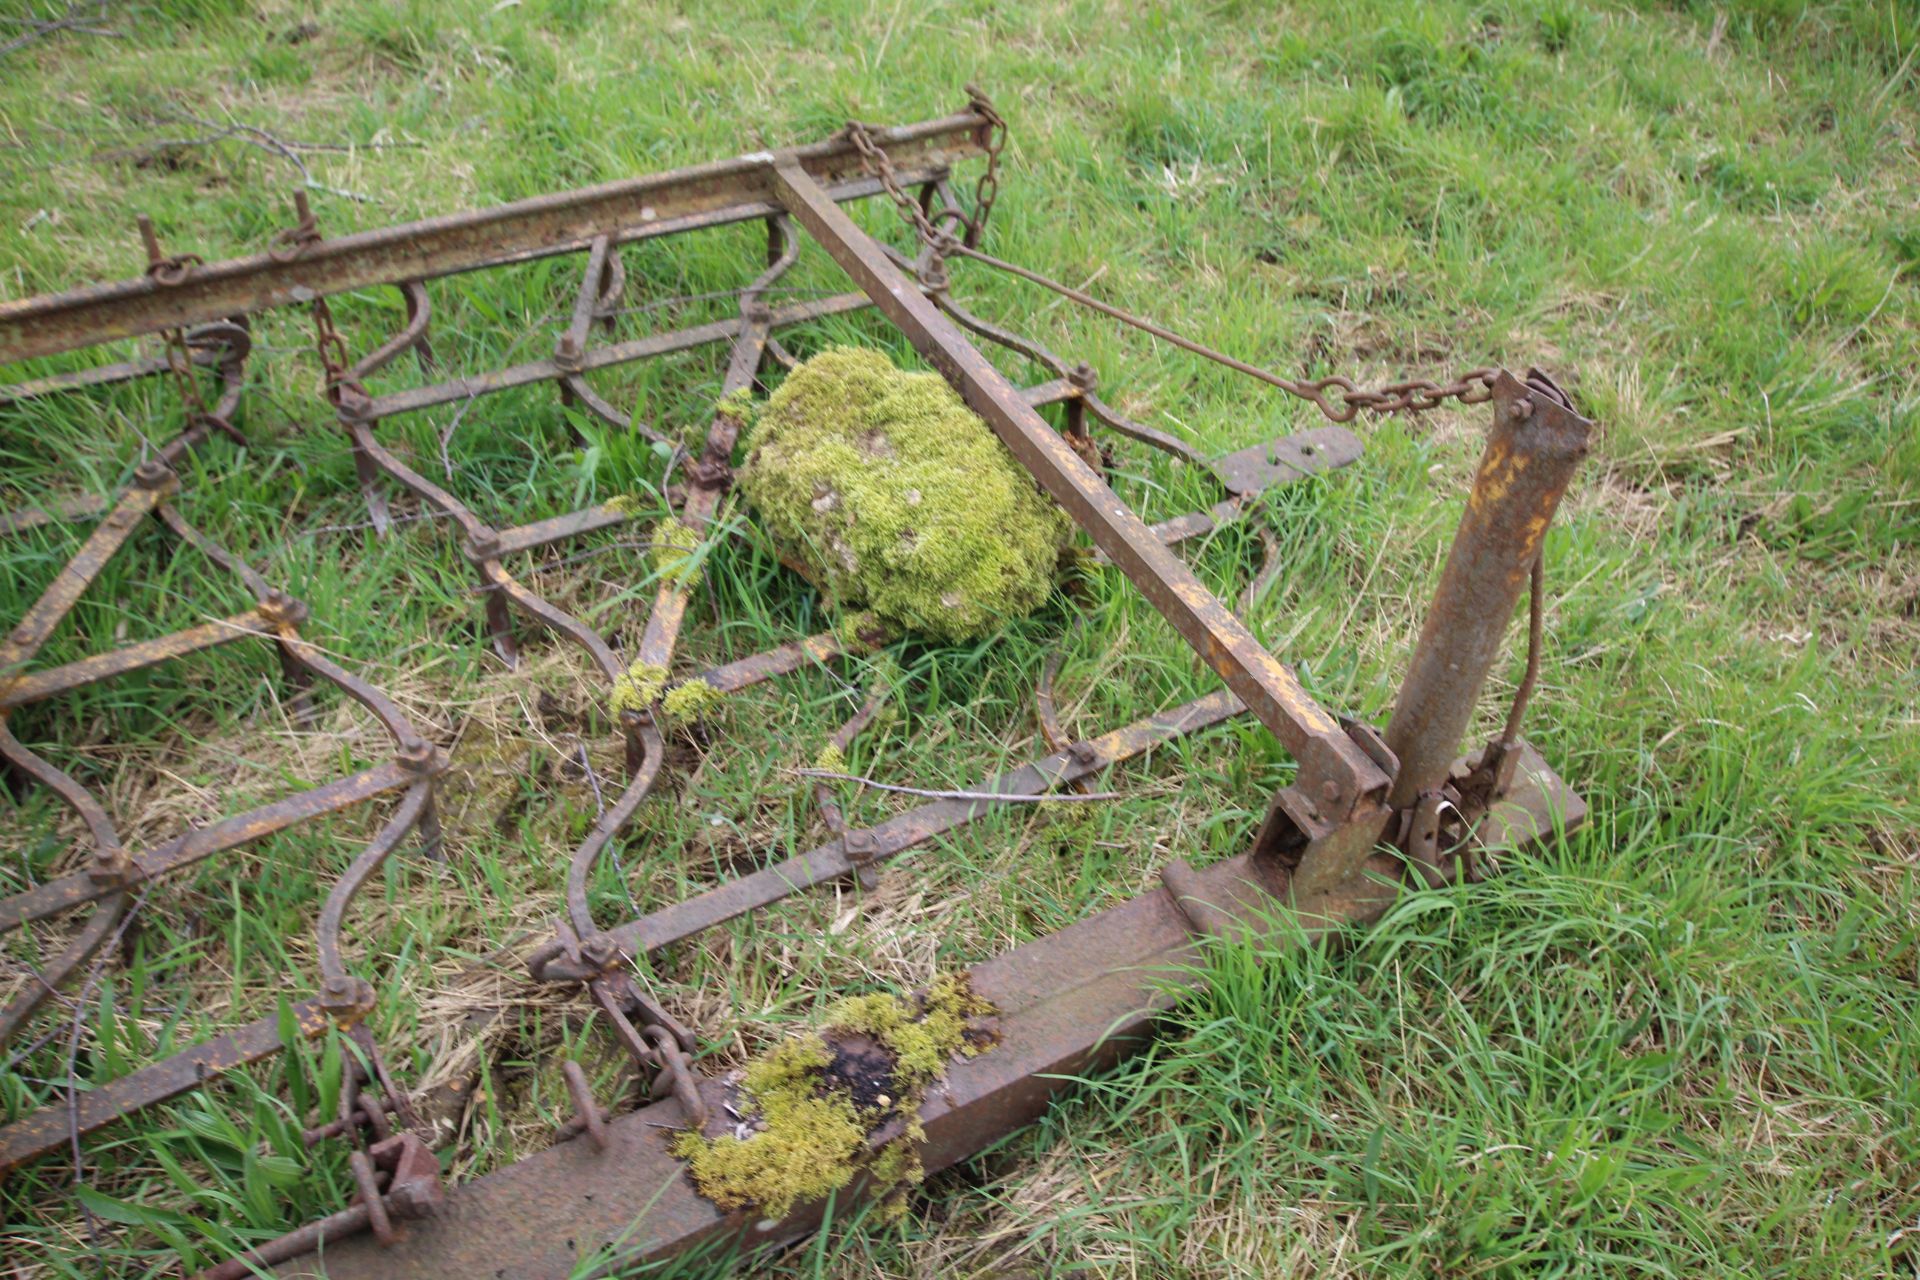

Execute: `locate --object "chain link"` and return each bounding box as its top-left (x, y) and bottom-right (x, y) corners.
top-left (849, 96), bottom-right (1496, 425)
top-left (308, 295), bottom-right (368, 408)
top-left (1289, 368), bottom-right (1500, 422)
top-left (845, 118), bottom-right (945, 247)
top-left (964, 83), bottom-right (1007, 247)
top-left (158, 324), bottom-right (211, 425)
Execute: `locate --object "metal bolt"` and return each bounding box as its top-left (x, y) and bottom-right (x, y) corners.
top-left (132, 459), bottom-right (172, 490)
top-left (88, 846), bottom-right (131, 885)
top-left (580, 933), bottom-right (622, 970)
top-left (1320, 780), bottom-right (1341, 806)
top-left (320, 974), bottom-right (368, 1015)
top-left (395, 736), bottom-right (439, 774)
top-left (1068, 362), bottom-right (1097, 391)
top-left (1512, 398), bottom-right (1534, 420)
top-left (334, 386), bottom-right (373, 423)
top-left (553, 334), bottom-right (583, 371)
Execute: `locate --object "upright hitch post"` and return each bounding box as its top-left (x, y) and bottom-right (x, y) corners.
top-left (1256, 368), bottom-right (1591, 905)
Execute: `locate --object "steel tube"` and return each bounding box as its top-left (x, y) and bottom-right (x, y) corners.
top-left (1383, 371), bottom-right (1589, 808)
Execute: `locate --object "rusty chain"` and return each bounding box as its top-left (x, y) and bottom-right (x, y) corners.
top-left (848, 99), bottom-right (1498, 425)
top-left (158, 324), bottom-right (212, 426)
top-left (309, 294), bottom-right (368, 408)
top-left (963, 83), bottom-right (1006, 247)
top-left (278, 197), bottom-right (369, 410)
top-left (845, 117), bottom-right (945, 246)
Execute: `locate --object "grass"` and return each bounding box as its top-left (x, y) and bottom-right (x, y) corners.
top-left (0, 0), bottom-right (1915, 1275)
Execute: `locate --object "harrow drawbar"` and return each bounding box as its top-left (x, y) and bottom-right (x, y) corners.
top-left (0, 90), bottom-right (1591, 1278)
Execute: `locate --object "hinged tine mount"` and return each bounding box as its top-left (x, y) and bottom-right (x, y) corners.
top-left (0, 90), bottom-right (1589, 1278)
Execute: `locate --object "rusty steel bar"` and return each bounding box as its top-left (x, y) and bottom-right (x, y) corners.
top-left (0, 112), bottom-right (989, 363)
top-left (0, 609), bottom-right (270, 708)
top-left (694, 632), bottom-right (858, 695)
top-left (493, 501), bottom-right (642, 559)
top-left (278, 743), bottom-right (1581, 1280)
top-left (0, 892), bottom-right (127, 1050)
top-left (0, 999), bottom-right (335, 1173)
top-left (769, 160), bottom-right (1386, 823)
top-left (0, 472), bottom-right (173, 691)
top-left (0, 492), bottom-right (114, 536)
top-left (364, 292), bottom-right (870, 420)
top-left (1383, 371), bottom-right (1590, 810)
top-left (0, 758), bottom-right (425, 930)
top-left (607, 689), bottom-right (1246, 961)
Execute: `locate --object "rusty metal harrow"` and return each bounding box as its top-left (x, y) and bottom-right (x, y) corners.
top-left (0, 91), bottom-right (1591, 1277)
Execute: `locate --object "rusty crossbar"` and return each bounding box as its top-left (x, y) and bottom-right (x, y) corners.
top-left (0, 91), bottom-right (1591, 1278)
top-left (0, 350), bottom-right (446, 1173)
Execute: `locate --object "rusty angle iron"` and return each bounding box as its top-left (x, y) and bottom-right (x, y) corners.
top-left (0, 90), bottom-right (1590, 1277)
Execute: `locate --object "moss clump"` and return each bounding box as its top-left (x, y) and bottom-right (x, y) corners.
top-left (737, 347), bottom-right (1072, 644)
top-left (715, 386), bottom-right (757, 423)
top-left (833, 609), bottom-right (887, 655)
top-left (812, 741), bottom-right (847, 775)
top-left (659, 678), bottom-right (726, 731)
top-left (651, 519), bottom-right (703, 586)
top-left (609, 660), bottom-right (667, 715)
top-left (824, 973), bottom-right (996, 1083)
top-left (673, 973), bottom-right (997, 1220)
top-left (606, 492), bottom-right (646, 516)
top-left (672, 1035), bottom-right (865, 1217)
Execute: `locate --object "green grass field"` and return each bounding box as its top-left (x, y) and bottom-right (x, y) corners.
top-left (2, 0), bottom-right (1917, 1275)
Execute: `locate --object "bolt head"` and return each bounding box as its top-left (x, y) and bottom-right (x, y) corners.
top-left (132, 459), bottom-right (173, 490)
top-left (395, 737), bottom-right (438, 773)
top-left (333, 386), bottom-right (373, 423)
top-left (580, 933), bottom-right (621, 968)
top-left (320, 975), bottom-right (369, 1014)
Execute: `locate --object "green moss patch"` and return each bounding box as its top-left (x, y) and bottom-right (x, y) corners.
top-left (673, 973), bottom-right (996, 1220)
top-left (659, 677), bottom-right (726, 731)
top-left (651, 518), bottom-right (703, 586)
top-left (609, 660), bottom-right (667, 715)
top-left (737, 347), bottom-right (1072, 644)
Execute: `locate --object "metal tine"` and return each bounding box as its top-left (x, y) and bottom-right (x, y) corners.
top-left (0, 312), bottom-right (444, 1170)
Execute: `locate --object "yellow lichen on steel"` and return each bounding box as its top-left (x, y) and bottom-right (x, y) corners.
top-left (650, 519), bottom-right (703, 586)
top-left (673, 973), bottom-right (997, 1220)
top-left (609, 660), bottom-right (668, 714)
top-left (736, 347), bottom-right (1072, 644)
top-left (659, 677), bottom-right (725, 730)
top-left (671, 1034), bottom-right (866, 1217)
top-left (715, 387), bottom-right (756, 422)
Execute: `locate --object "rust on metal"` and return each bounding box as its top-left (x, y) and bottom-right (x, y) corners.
top-left (279, 745), bottom-right (1582, 1279)
top-left (0, 91), bottom-right (1595, 1280)
top-left (1382, 369), bottom-right (1589, 810)
top-left (0, 112), bottom-right (989, 362)
top-left (768, 159), bottom-right (1386, 823)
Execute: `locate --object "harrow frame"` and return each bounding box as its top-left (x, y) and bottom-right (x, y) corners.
top-left (0, 93), bottom-right (1590, 1278)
